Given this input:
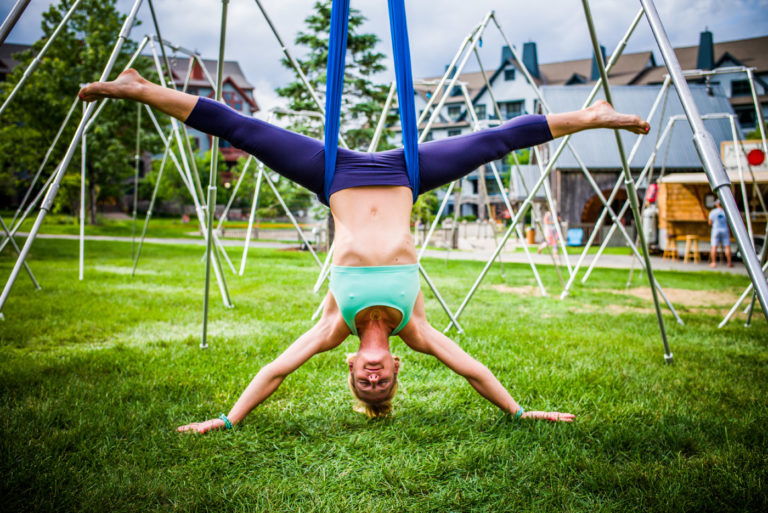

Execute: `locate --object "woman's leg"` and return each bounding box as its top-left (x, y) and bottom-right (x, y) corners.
top-left (79, 70), bottom-right (326, 196)
top-left (79, 69), bottom-right (197, 120)
top-left (417, 100), bottom-right (649, 193)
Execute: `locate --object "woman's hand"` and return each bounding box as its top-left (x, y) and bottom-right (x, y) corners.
top-left (521, 411), bottom-right (575, 422)
top-left (177, 418), bottom-right (226, 434)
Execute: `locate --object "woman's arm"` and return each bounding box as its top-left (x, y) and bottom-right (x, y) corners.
top-left (399, 295), bottom-right (574, 422)
top-left (178, 294), bottom-right (350, 433)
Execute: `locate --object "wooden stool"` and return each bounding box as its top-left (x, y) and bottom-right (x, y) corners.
top-left (662, 234), bottom-right (678, 261)
top-left (682, 235), bottom-right (701, 264)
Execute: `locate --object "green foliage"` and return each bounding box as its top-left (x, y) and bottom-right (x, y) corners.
top-left (411, 189), bottom-right (437, 227)
top-left (276, 0), bottom-right (394, 151)
top-left (507, 148), bottom-right (530, 166)
top-left (745, 122), bottom-right (767, 140)
top-left (0, 0), bottom-right (162, 221)
top-left (1, 239), bottom-right (767, 511)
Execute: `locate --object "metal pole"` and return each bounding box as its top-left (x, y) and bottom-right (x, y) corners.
top-left (570, 80), bottom-right (672, 292)
top-left (216, 156), bottom-right (254, 231)
top-left (0, 0), bottom-right (86, 118)
top-left (458, 82), bottom-right (548, 294)
top-left (729, 116), bottom-right (752, 241)
top-left (583, 0), bottom-right (672, 362)
top-left (419, 13), bottom-right (492, 141)
top-left (0, 0), bottom-right (144, 315)
top-left (239, 161), bottom-right (263, 276)
top-left (443, 12), bottom-right (648, 330)
top-left (0, 96), bottom-right (79, 254)
top-left (131, 103), bottom-right (141, 261)
top-left (262, 171), bottom-right (322, 267)
top-left (0, 0), bottom-right (31, 46)
top-left (251, 0), bottom-right (348, 149)
top-left (0, 216), bottom-right (39, 290)
top-left (79, 102), bottom-right (86, 281)
top-left (132, 123), bottom-right (173, 276)
top-left (472, 47), bottom-right (557, 290)
top-left (640, 0), bottom-right (768, 322)
top-left (146, 0), bottom-right (176, 89)
top-left (202, 0), bottom-right (230, 349)
top-left (419, 263), bottom-right (464, 334)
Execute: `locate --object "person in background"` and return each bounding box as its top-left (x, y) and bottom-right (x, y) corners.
top-left (708, 199), bottom-right (732, 268)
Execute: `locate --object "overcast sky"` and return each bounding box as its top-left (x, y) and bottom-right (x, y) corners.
top-left (3, 0), bottom-right (767, 111)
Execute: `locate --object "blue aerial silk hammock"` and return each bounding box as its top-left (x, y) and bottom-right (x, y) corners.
top-left (323, 0), bottom-right (420, 203)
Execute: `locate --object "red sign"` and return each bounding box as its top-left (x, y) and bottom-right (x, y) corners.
top-left (747, 149), bottom-right (765, 166)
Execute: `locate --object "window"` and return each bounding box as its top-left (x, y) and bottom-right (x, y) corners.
top-left (499, 100), bottom-right (524, 120)
top-left (423, 132), bottom-right (434, 142)
top-left (731, 80), bottom-right (751, 97)
top-left (447, 105), bottom-right (462, 121)
top-left (475, 104), bottom-right (486, 120)
top-left (222, 91), bottom-right (243, 111)
top-left (447, 129), bottom-right (462, 137)
top-left (734, 105), bottom-right (756, 130)
top-left (504, 68), bottom-right (516, 81)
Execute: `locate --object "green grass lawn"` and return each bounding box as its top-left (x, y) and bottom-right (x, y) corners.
top-left (1, 238), bottom-right (766, 512)
top-left (3, 211), bottom-right (311, 239)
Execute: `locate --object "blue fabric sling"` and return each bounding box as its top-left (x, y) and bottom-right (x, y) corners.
top-left (323, 0), bottom-right (420, 203)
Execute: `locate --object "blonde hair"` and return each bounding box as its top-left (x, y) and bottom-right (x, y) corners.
top-left (346, 353), bottom-right (400, 419)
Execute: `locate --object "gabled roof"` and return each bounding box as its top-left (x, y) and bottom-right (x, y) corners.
top-left (171, 58), bottom-right (255, 90)
top-left (634, 36), bottom-right (768, 85)
top-left (538, 51), bottom-right (655, 86)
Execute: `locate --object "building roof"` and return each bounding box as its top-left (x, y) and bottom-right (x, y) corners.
top-left (541, 84), bottom-right (738, 170)
top-left (538, 51), bottom-right (656, 86)
top-left (634, 36), bottom-right (768, 85)
top-left (171, 58), bottom-right (255, 90)
top-left (0, 43), bottom-right (32, 75)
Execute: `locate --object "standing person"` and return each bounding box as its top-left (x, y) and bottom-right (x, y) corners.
top-left (537, 211), bottom-right (558, 255)
top-left (78, 69), bottom-right (651, 431)
top-left (709, 199), bottom-right (732, 268)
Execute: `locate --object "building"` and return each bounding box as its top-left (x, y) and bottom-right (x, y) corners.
top-left (405, 32), bottom-right (767, 222)
top-left (0, 43), bottom-right (31, 82)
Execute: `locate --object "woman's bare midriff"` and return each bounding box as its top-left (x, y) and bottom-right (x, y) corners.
top-left (330, 186), bottom-right (417, 267)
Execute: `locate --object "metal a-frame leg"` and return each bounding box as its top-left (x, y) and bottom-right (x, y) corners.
top-left (0, 0), bottom-right (145, 315)
top-left (583, 0), bottom-right (672, 362)
top-left (0, 0), bottom-right (31, 47)
top-left (640, 0), bottom-right (768, 323)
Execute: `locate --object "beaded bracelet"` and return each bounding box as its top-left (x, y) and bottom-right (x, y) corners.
top-left (513, 407), bottom-right (525, 420)
top-left (218, 413), bottom-right (233, 430)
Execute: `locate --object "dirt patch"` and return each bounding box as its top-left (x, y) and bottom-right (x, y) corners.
top-left (491, 284), bottom-right (541, 296)
top-left (604, 287), bottom-right (739, 307)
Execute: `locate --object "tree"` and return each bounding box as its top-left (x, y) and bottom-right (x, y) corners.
top-left (0, 0), bottom-right (162, 223)
top-left (276, 1), bottom-right (394, 151)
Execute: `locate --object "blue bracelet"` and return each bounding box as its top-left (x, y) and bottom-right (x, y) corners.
top-left (513, 407), bottom-right (525, 420)
top-left (219, 413), bottom-right (233, 430)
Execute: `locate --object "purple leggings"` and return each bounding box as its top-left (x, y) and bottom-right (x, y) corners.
top-left (185, 97), bottom-right (553, 204)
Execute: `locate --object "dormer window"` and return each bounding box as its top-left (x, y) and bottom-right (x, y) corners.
top-left (504, 68), bottom-right (516, 81)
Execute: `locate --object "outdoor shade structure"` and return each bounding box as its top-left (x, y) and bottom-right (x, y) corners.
top-left (1, 0), bottom-right (766, 353)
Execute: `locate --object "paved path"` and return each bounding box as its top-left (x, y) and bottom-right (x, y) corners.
top-left (24, 233), bottom-right (751, 275)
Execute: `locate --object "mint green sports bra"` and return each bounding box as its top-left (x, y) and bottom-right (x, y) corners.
top-left (329, 264), bottom-right (420, 336)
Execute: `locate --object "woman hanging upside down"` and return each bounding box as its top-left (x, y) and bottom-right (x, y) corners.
top-left (79, 69), bottom-right (650, 431)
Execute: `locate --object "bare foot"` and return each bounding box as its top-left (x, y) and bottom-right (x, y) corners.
top-left (709, 262), bottom-right (717, 268)
top-left (78, 68), bottom-right (147, 102)
top-left (588, 99), bottom-right (650, 135)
